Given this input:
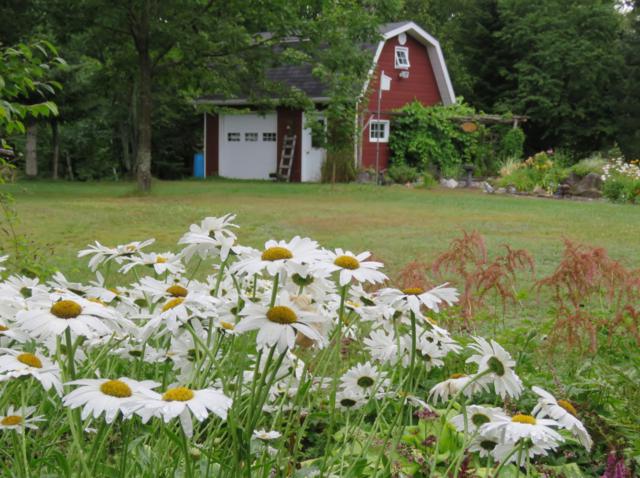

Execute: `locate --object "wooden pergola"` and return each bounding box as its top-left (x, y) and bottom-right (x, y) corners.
top-left (450, 114), bottom-right (529, 129)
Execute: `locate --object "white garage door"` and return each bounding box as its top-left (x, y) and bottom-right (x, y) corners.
top-left (219, 113), bottom-right (278, 180)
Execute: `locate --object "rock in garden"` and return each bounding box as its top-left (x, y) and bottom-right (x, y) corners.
top-left (440, 178), bottom-right (458, 189)
top-left (483, 182), bottom-right (495, 194)
top-left (572, 173), bottom-right (603, 198)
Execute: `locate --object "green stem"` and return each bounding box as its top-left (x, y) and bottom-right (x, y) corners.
top-left (181, 428), bottom-right (193, 478)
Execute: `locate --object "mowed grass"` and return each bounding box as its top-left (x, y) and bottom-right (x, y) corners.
top-left (2, 178), bottom-right (639, 280)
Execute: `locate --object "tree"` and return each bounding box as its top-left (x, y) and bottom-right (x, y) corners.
top-left (616, 0), bottom-right (640, 157)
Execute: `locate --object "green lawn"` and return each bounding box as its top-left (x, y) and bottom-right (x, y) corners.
top-left (2, 179), bottom-right (639, 280)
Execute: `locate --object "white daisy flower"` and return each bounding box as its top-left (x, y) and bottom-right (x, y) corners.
top-left (336, 390), bottom-right (367, 411)
top-left (63, 377), bottom-right (160, 423)
top-left (532, 386), bottom-right (593, 450)
top-left (235, 292), bottom-right (327, 352)
top-left (468, 435), bottom-right (500, 458)
top-left (378, 284), bottom-right (459, 315)
top-left (0, 406), bottom-right (45, 431)
top-left (16, 295), bottom-right (131, 340)
top-left (450, 405), bottom-right (509, 433)
top-left (78, 239), bottom-right (155, 271)
top-left (252, 429), bottom-right (282, 440)
top-left (231, 237), bottom-right (324, 277)
top-left (364, 328), bottom-right (405, 365)
top-left (120, 252), bottom-right (185, 276)
top-left (0, 349), bottom-right (63, 395)
top-left (466, 337), bottom-right (524, 399)
top-left (481, 413), bottom-right (563, 452)
top-left (136, 385), bottom-right (232, 438)
top-left (428, 373), bottom-right (489, 403)
top-left (491, 441), bottom-right (556, 466)
top-left (416, 338), bottom-right (446, 370)
top-left (0, 321), bottom-right (29, 345)
top-left (339, 362), bottom-right (389, 398)
top-left (178, 214), bottom-right (238, 262)
top-left (325, 249), bottom-right (387, 287)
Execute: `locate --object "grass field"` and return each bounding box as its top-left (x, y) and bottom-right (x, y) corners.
top-left (2, 179), bottom-right (639, 280)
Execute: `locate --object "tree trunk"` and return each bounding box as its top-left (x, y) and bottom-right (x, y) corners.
top-left (120, 122), bottom-right (132, 174)
top-left (134, 2), bottom-right (153, 192)
top-left (65, 151), bottom-right (74, 180)
top-left (51, 119), bottom-right (60, 179)
top-left (25, 121), bottom-right (38, 178)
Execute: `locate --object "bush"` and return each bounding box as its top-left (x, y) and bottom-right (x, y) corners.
top-left (498, 127), bottom-right (525, 160)
top-left (387, 163), bottom-right (419, 184)
top-left (422, 171), bottom-right (436, 189)
top-left (569, 156), bottom-right (607, 178)
top-left (601, 157), bottom-right (640, 203)
top-left (321, 147), bottom-right (356, 183)
top-left (497, 151), bottom-right (568, 193)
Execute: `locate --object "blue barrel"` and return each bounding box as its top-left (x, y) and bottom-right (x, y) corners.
top-left (193, 152), bottom-right (205, 178)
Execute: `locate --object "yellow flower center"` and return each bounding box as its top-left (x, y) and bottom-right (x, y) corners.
top-left (220, 321), bottom-right (235, 331)
top-left (334, 255), bottom-right (359, 270)
top-left (100, 379), bottom-right (133, 398)
top-left (156, 256), bottom-right (168, 264)
top-left (558, 399), bottom-right (578, 417)
top-left (162, 297), bottom-right (184, 312)
top-left (166, 285), bottom-right (188, 297)
top-left (0, 325), bottom-right (8, 332)
top-left (449, 373), bottom-right (466, 379)
top-left (163, 386), bottom-right (194, 402)
top-left (17, 353), bottom-right (43, 369)
top-left (266, 306), bottom-right (298, 324)
top-left (261, 246), bottom-right (293, 261)
top-left (1, 415), bottom-right (22, 426)
top-left (402, 287), bottom-right (424, 295)
top-left (50, 300), bottom-right (83, 319)
top-left (511, 414), bottom-right (537, 425)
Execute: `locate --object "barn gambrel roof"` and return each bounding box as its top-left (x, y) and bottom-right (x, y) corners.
top-left (198, 21), bottom-right (455, 106)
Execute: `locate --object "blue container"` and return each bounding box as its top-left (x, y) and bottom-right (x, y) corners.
top-left (193, 152), bottom-right (205, 178)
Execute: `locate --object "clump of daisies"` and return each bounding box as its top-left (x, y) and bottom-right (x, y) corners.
top-left (0, 215), bottom-right (595, 476)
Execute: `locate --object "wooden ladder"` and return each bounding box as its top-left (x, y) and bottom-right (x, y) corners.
top-left (277, 134), bottom-right (296, 181)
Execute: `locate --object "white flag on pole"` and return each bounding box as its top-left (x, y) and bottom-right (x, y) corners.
top-left (380, 71), bottom-right (392, 91)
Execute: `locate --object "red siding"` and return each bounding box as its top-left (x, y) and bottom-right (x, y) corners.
top-left (276, 108), bottom-right (302, 182)
top-left (205, 113), bottom-right (219, 176)
top-left (361, 35), bottom-right (442, 170)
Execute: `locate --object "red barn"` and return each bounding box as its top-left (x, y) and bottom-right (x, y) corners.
top-left (198, 21), bottom-right (455, 182)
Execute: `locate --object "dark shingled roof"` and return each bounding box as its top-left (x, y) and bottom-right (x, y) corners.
top-left (199, 22), bottom-right (413, 105)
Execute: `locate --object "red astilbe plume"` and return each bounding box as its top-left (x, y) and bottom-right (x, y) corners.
top-left (537, 240), bottom-right (640, 353)
top-left (431, 231), bottom-right (534, 326)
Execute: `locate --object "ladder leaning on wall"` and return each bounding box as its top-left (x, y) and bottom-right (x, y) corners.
top-left (276, 134), bottom-right (296, 182)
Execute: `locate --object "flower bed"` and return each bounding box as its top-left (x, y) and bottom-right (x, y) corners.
top-left (0, 218), bottom-right (613, 476)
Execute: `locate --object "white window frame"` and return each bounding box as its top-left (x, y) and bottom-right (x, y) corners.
top-left (244, 132), bottom-right (258, 142)
top-left (262, 132), bottom-right (277, 142)
top-left (394, 46), bottom-right (410, 69)
top-left (227, 132), bottom-right (241, 142)
top-left (369, 120), bottom-right (390, 143)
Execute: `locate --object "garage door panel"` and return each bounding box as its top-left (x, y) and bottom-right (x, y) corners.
top-left (220, 114), bottom-right (277, 180)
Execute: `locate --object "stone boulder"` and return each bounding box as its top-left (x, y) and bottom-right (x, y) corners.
top-left (440, 178), bottom-right (459, 189)
top-left (572, 173), bottom-right (603, 198)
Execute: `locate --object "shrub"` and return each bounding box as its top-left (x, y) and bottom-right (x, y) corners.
top-left (421, 171), bottom-right (436, 189)
top-left (387, 163), bottom-right (419, 184)
top-left (601, 157), bottom-right (640, 203)
top-left (569, 156), bottom-right (607, 178)
top-left (321, 147), bottom-right (356, 183)
top-left (498, 127), bottom-right (525, 161)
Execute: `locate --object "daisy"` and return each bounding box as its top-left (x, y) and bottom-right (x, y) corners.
top-left (120, 252), bottom-right (185, 276)
top-left (0, 349), bottom-right (63, 395)
top-left (416, 338), bottom-right (446, 371)
top-left (252, 429), bottom-right (282, 440)
top-left (340, 362), bottom-right (389, 398)
top-left (428, 373), bottom-right (489, 403)
top-left (336, 390), bottom-right (367, 411)
top-left (492, 441), bottom-right (556, 466)
top-left (63, 377), bottom-right (160, 423)
top-left (468, 435), bottom-right (500, 458)
top-left (325, 249), bottom-right (387, 287)
top-left (179, 214), bottom-right (238, 262)
top-left (450, 405), bottom-right (509, 433)
top-left (532, 386), bottom-right (592, 450)
top-left (232, 237), bottom-right (324, 277)
top-left (16, 295), bottom-right (131, 340)
top-left (78, 239), bottom-right (155, 271)
top-left (378, 284), bottom-right (459, 315)
top-left (136, 385), bottom-right (232, 438)
top-left (0, 406), bottom-right (45, 431)
top-left (235, 292), bottom-right (327, 352)
top-left (364, 329), bottom-right (405, 365)
top-left (0, 321), bottom-right (29, 345)
top-left (466, 337), bottom-right (523, 399)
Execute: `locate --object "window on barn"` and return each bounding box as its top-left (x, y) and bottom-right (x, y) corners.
top-left (245, 132), bottom-right (258, 142)
top-left (227, 133), bottom-right (241, 142)
top-left (394, 46), bottom-right (410, 69)
top-left (369, 120), bottom-right (390, 143)
top-left (263, 132), bottom-right (277, 142)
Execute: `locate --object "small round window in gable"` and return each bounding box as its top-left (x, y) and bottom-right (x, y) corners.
top-left (398, 33), bottom-right (407, 45)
